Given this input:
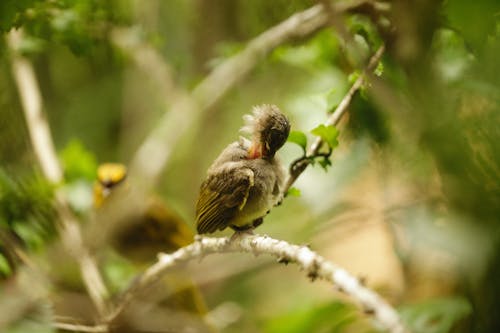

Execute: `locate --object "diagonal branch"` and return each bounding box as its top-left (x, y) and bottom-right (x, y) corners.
top-left (285, 44), bottom-right (385, 192)
top-left (7, 29), bottom-right (111, 317)
top-left (128, 0), bottom-right (373, 188)
top-left (52, 321), bottom-right (108, 333)
top-left (112, 234), bottom-right (408, 333)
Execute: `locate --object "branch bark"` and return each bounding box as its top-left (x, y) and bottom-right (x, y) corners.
top-left (53, 322), bottom-right (108, 333)
top-left (7, 29), bottom-right (111, 317)
top-left (114, 234), bottom-right (408, 333)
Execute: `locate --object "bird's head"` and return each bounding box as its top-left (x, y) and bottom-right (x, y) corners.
top-left (241, 104), bottom-right (290, 159)
top-left (94, 163), bottom-right (127, 207)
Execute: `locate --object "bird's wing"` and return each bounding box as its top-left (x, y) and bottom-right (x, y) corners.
top-left (196, 167), bottom-right (254, 234)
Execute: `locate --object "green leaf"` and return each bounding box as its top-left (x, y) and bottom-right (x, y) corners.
top-left (0, 0), bottom-right (39, 32)
top-left (59, 139), bottom-right (97, 182)
top-left (325, 88), bottom-right (343, 113)
top-left (375, 60), bottom-right (384, 76)
top-left (287, 131), bottom-right (308, 151)
top-left (400, 296), bottom-right (472, 333)
top-left (310, 124), bottom-right (339, 150)
top-left (348, 70), bottom-right (361, 84)
top-left (103, 254), bottom-right (137, 293)
top-left (0, 254), bottom-right (12, 277)
top-left (318, 156), bottom-right (332, 171)
top-left (286, 187), bottom-right (301, 197)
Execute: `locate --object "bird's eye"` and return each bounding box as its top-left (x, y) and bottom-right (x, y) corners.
top-left (270, 129), bottom-right (281, 138)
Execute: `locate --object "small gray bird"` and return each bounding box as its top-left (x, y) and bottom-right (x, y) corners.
top-left (196, 104), bottom-right (290, 234)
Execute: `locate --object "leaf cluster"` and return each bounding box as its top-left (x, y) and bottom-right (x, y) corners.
top-left (288, 124), bottom-right (339, 172)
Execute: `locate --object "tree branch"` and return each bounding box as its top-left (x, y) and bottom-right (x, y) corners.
top-left (128, 0), bottom-right (373, 188)
top-left (113, 234), bottom-right (407, 333)
top-left (7, 29), bottom-right (111, 317)
top-left (53, 322), bottom-right (108, 333)
top-left (285, 44), bottom-right (385, 192)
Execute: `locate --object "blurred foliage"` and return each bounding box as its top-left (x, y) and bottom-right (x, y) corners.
top-left (264, 301), bottom-right (356, 333)
top-left (349, 93), bottom-right (390, 144)
top-left (272, 30), bottom-right (341, 69)
top-left (59, 139), bottom-right (97, 182)
top-left (59, 140), bottom-right (96, 213)
top-left (4, 0), bottom-right (130, 55)
top-left (401, 297), bottom-right (472, 333)
top-left (0, 169), bottom-right (56, 250)
top-left (0, 168), bottom-right (56, 278)
top-left (0, 0), bottom-right (499, 332)
top-left (0, 0), bottom-right (38, 32)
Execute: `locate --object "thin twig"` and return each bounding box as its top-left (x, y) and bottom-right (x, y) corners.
top-left (128, 1), bottom-right (373, 188)
top-left (7, 29), bottom-right (111, 317)
top-left (284, 44), bottom-right (385, 192)
top-left (113, 234), bottom-right (407, 333)
top-left (53, 322), bottom-right (108, 333)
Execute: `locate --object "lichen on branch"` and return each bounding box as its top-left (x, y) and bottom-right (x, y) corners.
top-left (116, 233), bottom-right (407, 333)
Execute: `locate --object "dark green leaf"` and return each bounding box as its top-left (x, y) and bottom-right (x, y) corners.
top-left (346, 14), bottom-right (384, 51)
top-left (349, 93), bottom-right (390, 143)
top-left (310, 124), bottom-right (339, 150)
top-left (0, 0), bottom-right (39, 32)
top-left (287, 130), bottom-right (308, 151)
top-left (318, 156), bottom-right (332, 171)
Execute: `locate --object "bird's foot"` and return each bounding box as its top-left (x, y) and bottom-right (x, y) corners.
top-left (230, 229), bottom-right (254, 242)
top-left (229, 224), bottom-right (255, 241)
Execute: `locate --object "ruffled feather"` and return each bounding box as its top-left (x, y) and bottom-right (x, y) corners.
top-left (239, 104), bottom-right (281, 137)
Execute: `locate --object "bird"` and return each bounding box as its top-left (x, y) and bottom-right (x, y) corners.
top-left (93, 163), bottom-right (194, 259)
top-left (196, 104), bottom-right (290, 234)
top-left (93, 163), bottom-right (210, 320)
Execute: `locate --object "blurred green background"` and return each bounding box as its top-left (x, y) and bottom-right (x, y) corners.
top-left (0, 0), bottom-right (499, 332)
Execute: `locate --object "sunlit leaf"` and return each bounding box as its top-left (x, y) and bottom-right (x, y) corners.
top-left (286, 187), bottom-right (301, 197)
top-left (348, 70), bottom-right (361, 84)
top-left (287, 130), bottom-right (307, 152)
top-left (310, 124), bottom-right (339, 150)
top-left (59, 139), bottom-right (97, 182)
top-left (375, 60), bottom-right (384, 77)
top-left (0, 254), bottom-right (12, 277)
